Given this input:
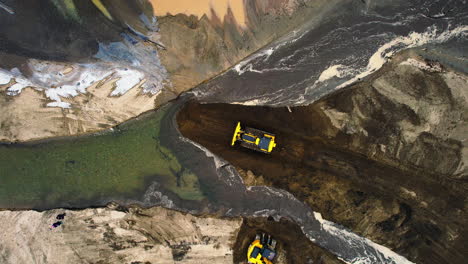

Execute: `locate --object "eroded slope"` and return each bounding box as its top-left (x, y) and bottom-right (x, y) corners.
top-left (177, 53), bottom-right (468, 264)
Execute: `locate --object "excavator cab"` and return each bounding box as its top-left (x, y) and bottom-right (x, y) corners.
top-left (247, 233), bottom-right (277, 264)
top-left (231, 122), bottom-right (276, 154)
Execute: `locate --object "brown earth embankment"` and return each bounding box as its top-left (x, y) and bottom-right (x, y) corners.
top-left (177, 55), bottom-right (468, 264)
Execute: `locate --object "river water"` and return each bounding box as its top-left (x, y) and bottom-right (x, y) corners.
top-left (152, 97), bottom-right (416, 264)
top-left (170, 1), bottom-right (467, 262)
top-left (194, 0), bottom-right (468, 106)
top-left (1, 0), bottom-right (467, 263)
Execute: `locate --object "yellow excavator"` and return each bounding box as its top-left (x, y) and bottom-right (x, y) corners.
top-left (231, 122), bottom-right (276, 154)
top-left (247, 233), bottom-right (277, 264)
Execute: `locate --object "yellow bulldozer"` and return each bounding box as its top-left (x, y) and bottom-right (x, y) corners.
top-left (231, 122), bottom-right (276, 154)
top-left (247, 233), bottom-right (277, 264)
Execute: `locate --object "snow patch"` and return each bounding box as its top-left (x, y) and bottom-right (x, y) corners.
top-left (313, 211), bottom-right (324, 222)
top-left (0, 68), bottom-right (35, 95)
top-left (46, 101), bottom-right (71, 109)
top-left (40, 66), bottom-right (113, 108)
top-left (336, 25), bottom-right (468, 90)
top-left (111, 69), bottom-right (145, 96)
top-left (230, 98), bottom-right (271, 106)
top-left (262, 186), bottom-right (297, 200)
top-left (0, 70), bottom-right (12, 84)
top-left (234, 48), bottom-right (275, 75)
top-left (232, 27), bottom-right (308, 75)
top-left (317, 64), bottom-right (355, 83)
top-left (251, 209), bottom-right (278, 218)
top-left (400, 58), bottom-right (442, 72)
top-left (1, 32), bottom-right (169, 109)
top-left (315, 213), bottom-right (415, 264)
top-left (1, 61), bottom-right (155, 108)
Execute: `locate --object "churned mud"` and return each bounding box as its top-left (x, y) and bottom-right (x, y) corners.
top-left (177, 56), bottom-right (468, 264)
top-left (233, 217), bottom-right (344, 264)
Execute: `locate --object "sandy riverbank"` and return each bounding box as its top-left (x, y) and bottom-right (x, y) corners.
top-left (0, 204), bottom-right (342, 264)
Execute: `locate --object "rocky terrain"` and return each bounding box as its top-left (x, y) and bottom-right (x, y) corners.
top-left (156, 0), bottom-right (338, 96)
top-left (0, 204), bottom-right (341, 264)
top-left (0, 205), bottom-right (240, 263)
top-left (233, 217), bottom-right (343, 264)
top-left (1, 1), bottom-right (466, 263)
top-left (0, 0), bottom-right (340, 142)
top-left (177, 51), bottom-right (468, 264)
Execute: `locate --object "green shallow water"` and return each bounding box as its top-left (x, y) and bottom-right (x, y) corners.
top-left (0, 105), bottom-right (205, 208)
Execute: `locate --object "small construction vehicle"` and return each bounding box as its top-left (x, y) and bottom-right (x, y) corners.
top-left (231, 122), bottom-right (276, 154)
top-left (247, 233), bottom-right (277, 264)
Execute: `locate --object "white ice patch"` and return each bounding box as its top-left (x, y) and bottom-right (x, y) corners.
top-left (1, 33), bottom-right (169, 108)
top-left (400, 58), bottom-right (442, 72)
top-left (46, 101), bottom-right (71, 109)
top-left (313, 211), bottom-right (324, 222)
top-left (254, 186), bottom-right (297, 200)
top-left (111, 69), bottom-right (144, 96)
top-left (6, 80), bottom-right (35, 95)
top-left (336, 25), bottom-right (468, 90)
top-left (234, 47), bottom-right (275, 75)
top-left (0, 70), bottom-right (12, 84)
top-left (263, 48), bottom-right (275, 58)
top-left (230, 98), bottom-right (271, 106)
top-left (0, 60), bottom-right (154, 108)
top-left (232, 29), bottom-right (309, 76)
top-left (42, 68), bottom-right (113, 108)
top-left (0, 68), bottom-right (35, 95)
top-left (314, 212), bottom-right (415, 264)
top-left (251, 209), bottom-right (279, 218)
top-left (281, 30), bottom-right (308, 47)
top-left (317, 64), bottom-right (356, 83)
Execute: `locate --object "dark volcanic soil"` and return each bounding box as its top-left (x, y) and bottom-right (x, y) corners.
top-left (233, 217), bottom-right (343, 264)
top-left (177, 57), bottom-right (468, 264)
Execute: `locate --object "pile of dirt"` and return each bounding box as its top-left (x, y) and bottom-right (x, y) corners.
top-left (177, 55), bottom-right (468, 264)
top-left (233, 217), bottom-right (343, 264)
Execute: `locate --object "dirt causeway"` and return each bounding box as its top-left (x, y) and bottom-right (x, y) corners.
top-left (176, 57), bottom-right (468, 264)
